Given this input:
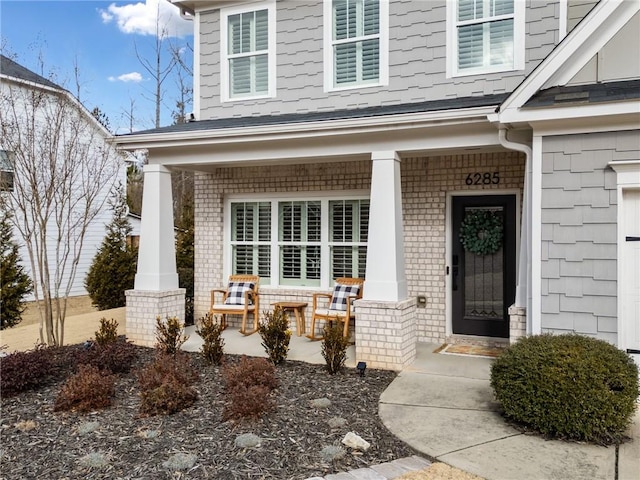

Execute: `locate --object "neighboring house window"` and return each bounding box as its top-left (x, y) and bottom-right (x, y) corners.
top-left (324, 0), bottom-right (389, 91)
top-left (0, 150), bottom-right (14, 192)
top-left (220, 0), bottom-right (276, 101)
top-left (447, 0), bottom-right (525, 77)
top-left (228, 196), bottom-right (369, 287)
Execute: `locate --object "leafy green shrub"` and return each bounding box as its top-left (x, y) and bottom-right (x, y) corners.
top-left (94, 318), bottom-right (119, 346)
top-left (137, 352), bottom-right (199, 416)
top-left (491, 334), bottom-right (639, 444)
top-left (54, 364), bottom-right (115, 413)
top-left (155, 316), bottom-right (188, 355)
top-left (258, 307), bottom-right (291, 365)
top-left (222, 356), bottom-right (277, 420)
top-left (321, 323), bottom-right (350, 374)
top-left (196, 313), bottom-right (225, 365)
top-left (0, 345), bottom-right (54, 397)
top-left (79, 339), bottom-right (139, 375)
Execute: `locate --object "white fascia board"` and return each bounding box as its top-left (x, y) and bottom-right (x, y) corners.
top-left (498, 100), bottom-right (640, 127)
top-left (114, 105), bottom-right (497, 150)
top-left (498, 0), bottom-right (639, 117)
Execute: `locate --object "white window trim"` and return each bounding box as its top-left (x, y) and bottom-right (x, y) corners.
top-left (220, 0), bottom-right (277, 103)
top-left (445, 0), bottom-right (525, 78)
top-left (323, 0), bottom-right (389, 92)
top-left (225, 190), bottom-right (370, 290)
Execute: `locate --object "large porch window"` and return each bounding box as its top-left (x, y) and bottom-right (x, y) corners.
top-left (229, 195), bottom-right (369, 287)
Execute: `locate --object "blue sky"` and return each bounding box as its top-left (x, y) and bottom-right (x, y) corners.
top-left (1, 0), bottom-right (193, 133)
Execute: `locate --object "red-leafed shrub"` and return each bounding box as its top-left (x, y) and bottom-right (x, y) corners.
top-left (222, 356), bottom-right (277, 420)
top-left (79, 339), bottom-right (138, 374)
top-left (54, 364), bottom-right (116, 413)
top-left (1, 345), bottom-right (55, 397)
top-left (137, 352), bottom-right (199, 415)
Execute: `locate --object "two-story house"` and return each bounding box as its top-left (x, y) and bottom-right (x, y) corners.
top-left (116, 0), bottom-right (640, 370)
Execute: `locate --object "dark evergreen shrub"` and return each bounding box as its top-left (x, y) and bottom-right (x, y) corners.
top-left (196, 313), bottom-right (225, 365)
top-left (176, 199), bottom-right (194, 325)
top-left (84, 184), bottom-right (137, 310)
top-left (258, 307), bottom-right (291, 365)
top-left (0, 208), bottom-right (33, 329)
top-left (54, 364), bottom-right (116, 413)
top-left (490, 334), bottom-right (639, 444)
top-left (321, 323), bottom-right (350, 374)
top-left (137, 352), bottom-right (199, 416)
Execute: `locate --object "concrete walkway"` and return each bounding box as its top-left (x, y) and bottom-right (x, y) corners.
top-left (380, 343), bottom-right (640, 480)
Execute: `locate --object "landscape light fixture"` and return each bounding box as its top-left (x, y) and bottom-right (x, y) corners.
top-left (357, 361), bottom-right (367, 377)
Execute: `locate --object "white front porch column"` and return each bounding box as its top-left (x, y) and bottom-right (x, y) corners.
top-left (364, 151), bottom-right (408, 301)
top-left (126, 163), bottom-right (184, 347)
top-left (135, 164), bottom-right (179, 290)
top-left (356, 151), bottom-right (415, 371)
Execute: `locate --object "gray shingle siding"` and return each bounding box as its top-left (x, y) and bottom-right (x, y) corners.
top-left (198, 0), bottom-right (559, 120)
top-left (540, 130), bottom-right (640, 343)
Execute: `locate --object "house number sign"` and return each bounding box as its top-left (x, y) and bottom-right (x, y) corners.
top-left (465, 172), bottom-right (500, 186)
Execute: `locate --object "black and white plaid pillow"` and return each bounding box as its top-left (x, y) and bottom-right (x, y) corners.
top-left (224, 282), bottom-right (255, 305)
top-left (329, 284), bottom-right (360, 311)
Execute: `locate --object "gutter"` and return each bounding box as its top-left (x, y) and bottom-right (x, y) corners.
top-left (112, 105), bottom-right (498, 150)
top-left (497, 127), bottom-right (533, 333)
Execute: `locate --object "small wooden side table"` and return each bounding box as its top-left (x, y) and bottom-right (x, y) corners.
top-left (272, 302), bottom-right (307, 336)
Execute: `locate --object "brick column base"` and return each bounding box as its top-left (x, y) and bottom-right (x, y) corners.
top-left (355, 298), bottom-right (417, 371)
top-left (508, 304), bottom-right (527, 344)
top-left (125, 289), bottom-right (186, 347)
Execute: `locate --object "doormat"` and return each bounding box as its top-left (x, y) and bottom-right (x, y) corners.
top-left (436, 343), bottom-right (504, 358)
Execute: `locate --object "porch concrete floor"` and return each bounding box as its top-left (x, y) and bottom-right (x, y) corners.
top-left (182, 325), bottom-right (357, 368)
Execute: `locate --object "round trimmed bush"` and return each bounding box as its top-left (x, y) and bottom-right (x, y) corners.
top-left (490, 334), bottom-right (639, 444)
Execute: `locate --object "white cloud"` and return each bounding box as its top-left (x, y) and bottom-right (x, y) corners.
top-left (100, 0), bottom-right (192, 38)
top-left (108, 72), bottom-right (143, 83)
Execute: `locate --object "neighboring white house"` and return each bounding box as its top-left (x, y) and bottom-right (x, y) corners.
top-left (0, 55), bottom-right (124, 302)
top-left (116, 0), bottom-right (640, 370)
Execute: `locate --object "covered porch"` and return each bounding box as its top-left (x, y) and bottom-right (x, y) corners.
top-left (116, 99), bottom-right (534, 370)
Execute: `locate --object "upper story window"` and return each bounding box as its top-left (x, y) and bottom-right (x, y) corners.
top-left (324, 0), bottom-right (389, 91)
top-left (228, 195), bottom-right (369, 288)
top-left (447, 0), bottom-right (525, 77)
top-left (220, 0), bottom-right (276, 102)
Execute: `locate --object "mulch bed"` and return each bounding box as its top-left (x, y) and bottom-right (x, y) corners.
top-left (0, 345), bottom-right (416, 479)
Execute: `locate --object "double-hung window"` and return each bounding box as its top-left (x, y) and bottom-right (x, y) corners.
top-left (324, 0), bottom-right (389, 90)
top-left (221, 1), bottom-right (276, 101)
top-left (329, 200), bottom-right (368, 279)
top-left (447, 0), bottom-right (524, 77)
top-left (279, 201), bottom-right (322, 286)
top-left (230, 202), bottom-right (271, 281)
top-left (228, 196), bottom-right (369, 288)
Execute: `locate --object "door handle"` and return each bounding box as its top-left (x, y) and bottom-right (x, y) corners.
top-left (626, 236), bottom-right (640, 242)
top-left (452, 266), bottom-right (459, 291)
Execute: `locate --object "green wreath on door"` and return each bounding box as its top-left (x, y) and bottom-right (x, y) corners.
top-left (459, 210), bottom-right (503, 256)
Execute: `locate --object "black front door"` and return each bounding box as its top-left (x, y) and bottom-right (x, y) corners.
top-left (451, 195), bottom-right (516, 338)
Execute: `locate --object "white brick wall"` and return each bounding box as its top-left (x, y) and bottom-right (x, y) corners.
top-left (402, 152), bottom-right (525, 343)
top-left (125, 289), bottom-right (186, 347)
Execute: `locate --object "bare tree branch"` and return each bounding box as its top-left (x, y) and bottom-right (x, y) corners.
top-left (0, 78), bottom-right (122, 346)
